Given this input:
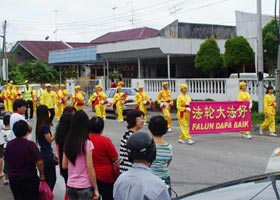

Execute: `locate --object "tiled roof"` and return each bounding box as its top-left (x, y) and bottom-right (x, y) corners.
top-left (15, 41), bottom-right (72, 62)
top-left (90, 27), bottom-right (158, 44)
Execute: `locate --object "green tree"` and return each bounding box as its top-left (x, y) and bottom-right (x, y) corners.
top-left (194, 38), bottom-right (224, 77)
top-left (263, 19), bottom-right (278, 74)
top-left (9, 60), bottom-right (59, 84)
top-left (224, 36), bottom-right (255, 73)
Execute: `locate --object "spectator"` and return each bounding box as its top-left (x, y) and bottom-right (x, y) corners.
top-left (89, 117), bottom-right (118, 200)
top-left (1, 114), bottom-right (13, 185)
top-left (10, 99), bottom-right (32, 140)
top-left (149, 115), bottom-right (173, 195)
top-left (110, 79), bottom-right (116, 88)
top-left (36, 105), bottom-right (56, 190)
top-left (55, 113), bottom-right (74, 184)
top-left (119, 110), bottom-right (144, 173)
top-left (5, 120), bottom-right (45, 200)
top-left (62, 110), bottom-right (99, 200)
top-left (113, 132), bottom-right (170, 200)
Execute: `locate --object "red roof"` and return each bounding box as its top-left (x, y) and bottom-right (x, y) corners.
top-left (13, 41), bottom-right (92, 62)
top-left (90, 27), bottom-right (158, 44)
top-left (66, 42), bottom-right (93, 48)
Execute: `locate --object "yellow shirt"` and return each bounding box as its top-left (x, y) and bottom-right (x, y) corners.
top-left (264, 93), bottom-right (276, 115)
top-left (134, 91), bottom-right (149, 104)
top-left (71, 91), bottom-right (85, 105)
top-left (88, 92), bottom-right (107, 104)
top-left (41, 91), bottom-right (57, 108)
top-left (113, 92), bottom-right (126, 105)
top-left (157, 89), bottom-right (172, 103)
top-left (237, 90), bottom-right (251, 101)
top-left (177, 93), bottom-right (192, 112)
top-left (55, 90), bottom-right (64, 104)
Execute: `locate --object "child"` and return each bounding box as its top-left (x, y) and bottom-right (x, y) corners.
top-left (260, 86), bottom-right (277, 136)
top-left (1, 114), bottom-right (13, 185)
top-left (149, 115), bottom-right (173, 196)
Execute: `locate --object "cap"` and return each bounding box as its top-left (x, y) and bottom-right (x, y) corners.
top-left (127, 132), bottom-right (156, 163)
top-left (116, 86), bottom-right (122, 90)
top-left (239, 82), bottom-right (247, 87)
top-left (138, 85), bottom-right (144, 89)
top-left (9, 81), bottom-right (13, 84)
top-left (95, 85), bottom-right (102, 89)
top-left (46, 83), bottom-right (51, 87)
top-left (180, 84), bottom-right (188, 89)
top-left (162, 82), bottom-right (168, 86)
top-left (24, 80), bottom-right (29, 84)
top-left (75, 85), bottom-right (81, 89)
top-left (60, 84), bottom-right (65, 87)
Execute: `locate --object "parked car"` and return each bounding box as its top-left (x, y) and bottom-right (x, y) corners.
top-left (92, 87), bottom-right (138, 114)
top-left (174, 148), bottom-right (280, 200)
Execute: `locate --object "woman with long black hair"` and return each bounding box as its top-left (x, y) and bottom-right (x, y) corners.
top-left (36, 104), bottom-right (56, 190)
top-left (62, 110), bottom-right (99, 200)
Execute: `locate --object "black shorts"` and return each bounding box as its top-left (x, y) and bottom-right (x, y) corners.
top-left (0, 144), bottom-right (4, 158)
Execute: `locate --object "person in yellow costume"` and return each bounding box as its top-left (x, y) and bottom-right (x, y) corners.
top-left (113, 86), bottom-right (127, 122)
top-left (61, 84), bottom-right (69, 110)
top-left (118, 77), bottom-right (125, 87)
top-left (32, 89), bottom-right (39, 116)
top-left (13, 85), bottom-right (23, 100)
top-left (134, 85), bottom-right (150, 124)
top-left (237, 81), bottom-right (252, 139)
top-left (55, 84), bottom-right (64, 121)
top-left (260, 86), bottom-right (277, 137)
top-left (1, 85), bottom-right (8, 111)
top-left (7, 83), bottom-right (14, 112)
top-left (39, 82), bottom-right (46, 104)
top-left (87, 85), bottom-right (108, 119)
top-left (157, 82), bottom-right (174, 132)
top-left (71, 85), bottom-right (85, 111)
top-left (41, 84), bottom-right (57, 125)
top-left (177, 84), bottom-right (194, 145)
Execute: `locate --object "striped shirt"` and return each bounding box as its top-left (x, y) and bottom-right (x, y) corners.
top-left (151, 143), bottom-right (173, 179)
top-left (119, 130), bottom-right (134, 173)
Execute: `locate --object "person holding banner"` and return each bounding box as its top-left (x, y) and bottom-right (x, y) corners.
top-left (157, 82), bottom-right (174, 132)
top-left (134, 85), bottom-right (150, 124)
top-left (260, 86), bottom-right (277, 137)
top-left (237, 82), bottom-right (252, 139)
top-left (176, 84), bottom-right (194, 145)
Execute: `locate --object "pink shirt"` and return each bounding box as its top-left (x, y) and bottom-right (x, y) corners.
top-left (67, 140), bottom-right (94, 188)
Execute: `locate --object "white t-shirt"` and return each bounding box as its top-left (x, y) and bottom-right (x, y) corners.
top-left (10, 113), bottom-right (31, 140)
top-left (0, 120), bottom-right (4, 145)
top-left (1, 129), bottom-right (13, 148)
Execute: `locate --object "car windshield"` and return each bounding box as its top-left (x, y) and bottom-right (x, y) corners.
top-left (121, 88), bottom-right (137, 95)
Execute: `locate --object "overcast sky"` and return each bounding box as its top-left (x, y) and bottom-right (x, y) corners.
top-left (0, 0), bottom-right (276, 46)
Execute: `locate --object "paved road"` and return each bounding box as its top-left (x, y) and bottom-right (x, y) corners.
top-left (0, 107), bottom-right (279, 199)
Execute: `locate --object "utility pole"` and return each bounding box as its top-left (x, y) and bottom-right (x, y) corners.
top-left (277, 0), bottom-right (280, 112)
top-left (1, 20), bottom-right (7, 82)
top-left (257, 0), bottom-right (264, 113)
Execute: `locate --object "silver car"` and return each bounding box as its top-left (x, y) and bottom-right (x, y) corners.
top-left (92, 87), bottom-right (138, 114)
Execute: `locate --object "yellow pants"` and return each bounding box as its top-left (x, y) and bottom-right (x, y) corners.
top-left (178, 112), bottom-right (191, 140)
top-left (4, 100), bottom-right (8, 112)
top-left (7, 100), bottom-right (13, 112)
top-left (56, 104), bottom-right (64, 120)
top-left (100, 104), bottom-right (106, 118)
top-left (261, 114), bottom-right (275, 133)
top-left (33, 102), bottom-right (39, 116)
top-left (95, 104), bottom-right (102, 118)
top-left (162, 106), bottom-right (171, 128)
top-left (139, 104), bottom-right (147, 123)
top-left (116, 103), bottom-right (124, 121)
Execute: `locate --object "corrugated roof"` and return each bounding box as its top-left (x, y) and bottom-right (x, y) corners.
top-left (90, 27), bottom-right (158, 44)
top-left (14, 41), bottom-right (92, 62)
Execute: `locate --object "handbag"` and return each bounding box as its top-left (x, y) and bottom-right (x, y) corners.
top-left (38, 181), bottom-right (54, 200)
